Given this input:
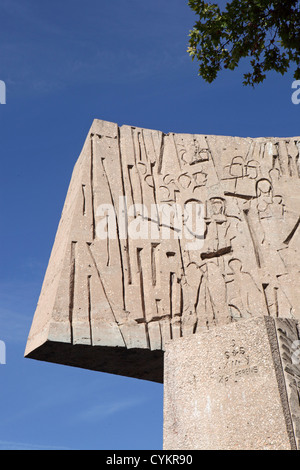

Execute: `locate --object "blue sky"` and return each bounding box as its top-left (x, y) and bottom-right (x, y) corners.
top-left (0, 0), bottom-right (299, 450)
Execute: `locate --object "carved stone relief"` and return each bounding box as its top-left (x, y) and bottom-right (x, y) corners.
top-left (25, 120), bottom-right (300, 380)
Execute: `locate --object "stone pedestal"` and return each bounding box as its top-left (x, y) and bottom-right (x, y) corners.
top-left (163, 317), bottom-right (300, 450)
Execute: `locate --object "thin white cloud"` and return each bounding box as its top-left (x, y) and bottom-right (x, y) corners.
top-left (0, 439), bottom-right (70, 450)
top-left (75, 396), bottom-right (148, 423)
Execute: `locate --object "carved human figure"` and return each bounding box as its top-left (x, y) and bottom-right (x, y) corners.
top-left (182, 198), bottom-right (205, 257)
top-left (248, 179), bottom-right (286, 269)
top-left (181, 262), bottom-right (199, 335)
top-left (182, 259), bottom-right (231, 333)
top-left (226, 258), bottom-right (266, 319)
top-left (198, 261), bottom-right (230, 327)
top-left (244, 179), bottom-right (290, 316)
top-left (201, 197), bottom-right (239, 259)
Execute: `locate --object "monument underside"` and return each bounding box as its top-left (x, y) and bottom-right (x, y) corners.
top-left (25, 119), bottom-right (300, 384)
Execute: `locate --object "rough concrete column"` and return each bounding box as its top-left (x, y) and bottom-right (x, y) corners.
top-left (163, 317), bottom-right (300, 450)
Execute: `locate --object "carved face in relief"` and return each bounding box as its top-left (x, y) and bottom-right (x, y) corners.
top-left (246, 160), bottom-right (260, 179)
top-left (229, 156), bottom-right (244, 178)
top-left (228, 258), bottom-right (243, 274)
top-left (210, 197), bottom-right (225, 216)
top-left (256, 179), bottom-right (272, 197)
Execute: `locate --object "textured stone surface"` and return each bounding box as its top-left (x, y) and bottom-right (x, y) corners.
top-left (25, 119), bottom-right (300, 382)
top-left (163, 316), bottom-right (300, 450)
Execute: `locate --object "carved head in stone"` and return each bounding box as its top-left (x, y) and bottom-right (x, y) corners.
top-left (246, 160), bottom-right (260, 179)
top-left (228, 258), bottom-right (243, 274)
top-left (209, 197), bottom-right (225, 216)
top-left (256, 179), bottom-right (273, 197)
top-left (269, 168), bottom-right (280, 184)
top-left (230, 156), bottom-right (244, 178)
top-left (183, 198), bottom-right (203, 237)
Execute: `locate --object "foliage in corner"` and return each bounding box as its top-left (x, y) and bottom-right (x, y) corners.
top-left (187, 0), bottom-right (300, 86)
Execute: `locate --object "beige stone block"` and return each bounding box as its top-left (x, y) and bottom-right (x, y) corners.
top-left (25, 119), bottom-right (300, 385)
top-left (163, 317), bottom-right (300, 450)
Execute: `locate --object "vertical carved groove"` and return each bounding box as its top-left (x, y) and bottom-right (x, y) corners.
top-left (90, 136), bottom-right (96, 239)
top-left (106, 214), bottom-right (110, 267)
top-left (140, 129), bottom-right (148, 162)
top-left (69, 241), bottom-right (77, 344)
top-left (245, 140), bottom-right (254, 161)
top-left (151, 243), bottom-right (159, 287)
top-left (170, 272), bottom-right (174, 339)
top-left (137, 131), bottom-right (142, 162)
top-left (87, 275), bottom-right (92, 345)
top-left (82, 184), bottom-right (86, 216)
top-left (172, 133), bottom-right (182, 170)
top-left (150, 132), bottom-right (157, 160)
top-left (179, 282), bottom-right (183, 337)
top-left (116, 128), bottom-right (131, 288)
top-left (262, 284), bottom-right (271, 316)
top-left (243, 209), bottom-right (261, 268)
top-left (101, 154), bottom-right (126, 310)
top-left (288, 156), bottom-right (293, 177)
top-left (87, 243), bottom-right (119, 327)
top-left (150, 162), bottom-right (160, 230)
top-left (296, 152), bottom-right (300, 178)
top-left (157, 133), bottom-right (165, 175)
top-left (127, 165), bottom-right (136, 214)
top-left (137, 247), bottom-right (150, 348)
top-left (274, 287), bottom-right (279, 318)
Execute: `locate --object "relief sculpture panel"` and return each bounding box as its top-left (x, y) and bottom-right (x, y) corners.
top-left (25, 120), bottom-right (300, 380)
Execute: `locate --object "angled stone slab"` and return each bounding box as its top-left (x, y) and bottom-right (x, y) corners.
top-left (25, 119), bottom-right (300, 384)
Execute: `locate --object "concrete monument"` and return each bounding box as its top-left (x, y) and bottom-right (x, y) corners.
top-left (25, 120), bottom-right (300, 449)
